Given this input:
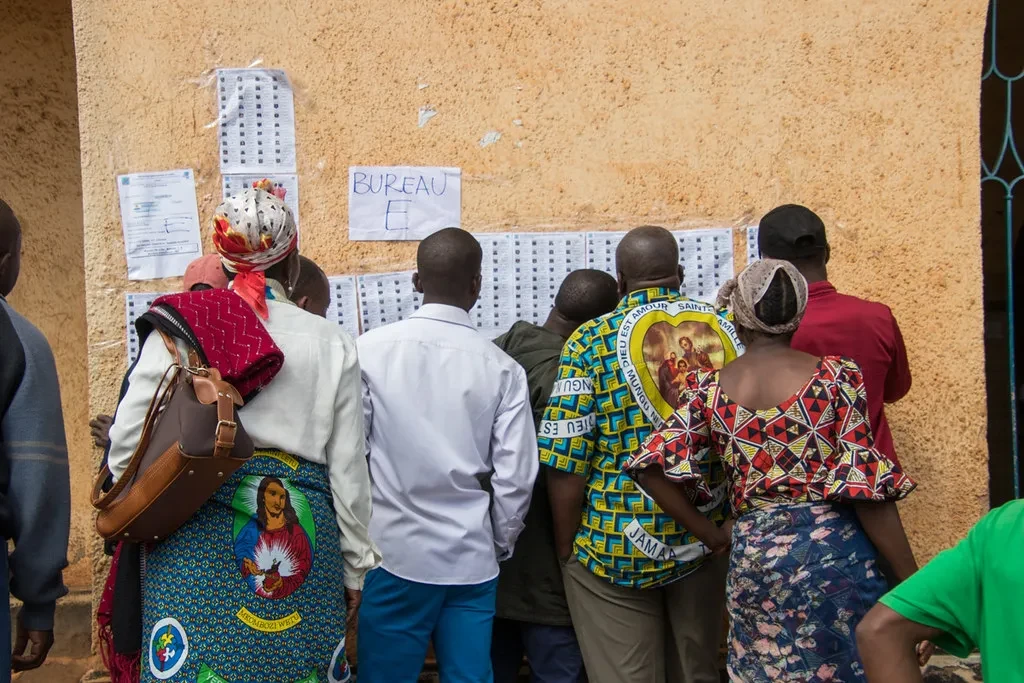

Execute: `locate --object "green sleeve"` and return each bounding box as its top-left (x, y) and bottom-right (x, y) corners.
top-left (537, 328), bottom-right (596, 477)
top-left (878, 520), bottom-right (985, 658)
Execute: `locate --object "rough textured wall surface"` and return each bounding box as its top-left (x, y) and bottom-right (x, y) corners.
top-left (71, 0), bottom-right (989, 586)
top-left (2, 0), bottom-right (90, 587)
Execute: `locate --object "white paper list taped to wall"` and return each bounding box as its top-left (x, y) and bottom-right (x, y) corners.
top-left (357, 270), bottom-right (422, 331)
top-left (222, 175), bottom-right (300, 228)
top-left (585, 231), bottom-right (627, 276)
top-left (473, 234), bottom-right (517, 338)
top-left (217, 69), bottom-right (297, 175)
top-left (348, 166), bottom-right (461, 241)
top-left (125, 292), bottom-right (172, 364)
top-left (746, 225), bottom-right (759, 264)
top-left (675, 228), bottom-right (734, 303)
top-left (585, 229), bottom-right (734, 304)
top-left (325, 276), bottom-right (360, 339)
top-left (512, 232), bottom-right (587, 325)
top-left (117, 169), bottom-right (204, 281)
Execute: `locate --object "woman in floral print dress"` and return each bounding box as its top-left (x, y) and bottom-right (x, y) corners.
top-left (624, 259), bottom-right (923, 682)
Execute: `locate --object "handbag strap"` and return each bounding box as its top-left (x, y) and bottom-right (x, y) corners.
top-left (91, 333), bottom-right (183, 510)
top-left (91, 331), bottom-right (247, 510)
top-left (189, 370), bottom-right (243, 459)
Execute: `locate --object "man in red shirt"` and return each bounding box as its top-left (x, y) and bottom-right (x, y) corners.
top-left (758, 204), bottom-right (912, 467)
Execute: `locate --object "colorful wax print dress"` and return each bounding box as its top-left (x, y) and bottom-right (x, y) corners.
top-left (627, 356), bottom-right (916, 683)
top-left (141, 451), bottom-right (351, 683)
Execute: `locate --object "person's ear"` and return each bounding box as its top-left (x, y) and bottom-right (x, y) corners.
top-left (824, 244), bottom-right (831, 265)
top-left (412, 272), bottom-right (424, 294)
top-left (471, 272), bottom-right (482, 300)
top-left (296, 295), bottom-right (310, 311)
top-left (677, 264), bottom-right (685, 284)
top-left (617, 271), bottom-right (627, 299)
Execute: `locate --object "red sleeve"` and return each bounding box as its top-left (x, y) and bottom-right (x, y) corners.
top-left (623, 371), bottom-right (714, 503)
top-left (884, 313), bottom-right (912, 403)
top-left (826, 358), bottom-right (916, 502)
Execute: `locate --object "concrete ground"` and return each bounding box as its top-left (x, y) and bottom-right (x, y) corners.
top-left (21, 657), bottom-right (986, 683)
top-left (6, 590), bottom-right (985, 683)
top-left (12, 656), bottom-right (102, 683)
top-left (9, 589), bottom-right (97, 683)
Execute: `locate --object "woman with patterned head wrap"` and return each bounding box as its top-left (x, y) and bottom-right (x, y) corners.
top-left (623, 259), bottom-right (925, 683)
top-left (212, 183), bottom-right (300, 318)
top-left (102, 183), bottom-right (377, 683)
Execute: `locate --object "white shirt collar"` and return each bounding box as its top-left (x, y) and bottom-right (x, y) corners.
top-left (410, 303), bottom-right (474, 329)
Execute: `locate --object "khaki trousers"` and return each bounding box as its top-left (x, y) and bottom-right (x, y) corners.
top-left (562, 555), bottom-right (727, 683)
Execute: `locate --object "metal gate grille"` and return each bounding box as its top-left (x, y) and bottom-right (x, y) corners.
top-left (982, 0), bottom-right (1024, 500)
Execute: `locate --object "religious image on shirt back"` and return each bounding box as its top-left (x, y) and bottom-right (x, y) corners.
top-left (231, 475), bottom-right (316, 600)
top-left (618, 299), bottom-right (741, 427)
top-left (647, 323), bottom-right (725, 409)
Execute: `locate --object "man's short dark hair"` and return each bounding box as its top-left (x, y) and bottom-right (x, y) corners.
top-left (293, 255), bottom-right (329, 308)
top-left (416, 228), bottom-right (482, 298)
top-left (615, 226), bottom-right (679, 281)
top-left (554, 269), bottom-right (619, 325)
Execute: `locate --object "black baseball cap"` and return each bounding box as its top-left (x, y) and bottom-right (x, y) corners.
top-left (757, 204), bottom-right (828, 260)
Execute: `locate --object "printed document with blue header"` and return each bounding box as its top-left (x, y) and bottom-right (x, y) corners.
top-left (117, 169), bottom-right (203, 280)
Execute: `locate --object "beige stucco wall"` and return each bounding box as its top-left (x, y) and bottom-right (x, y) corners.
top-left (2, 0), bottom-right (91, 588)
top-left (71, 0), bottom-right (990, 596)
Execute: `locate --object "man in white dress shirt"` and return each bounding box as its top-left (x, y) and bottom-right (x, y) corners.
top-left (356, 228), bottom-right (539, 683)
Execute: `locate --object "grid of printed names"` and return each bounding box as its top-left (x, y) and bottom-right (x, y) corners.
top-left (123, 229), bottom-right (738, 355)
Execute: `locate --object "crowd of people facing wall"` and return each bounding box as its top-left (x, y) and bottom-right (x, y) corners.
top-left (0, 187), bottom-right (1019, 683)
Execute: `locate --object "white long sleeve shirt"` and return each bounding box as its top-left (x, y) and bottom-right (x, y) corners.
top-left (106, 282), bottom-right (381, 590)
top-left (357, 304), bottom-right (539, 585)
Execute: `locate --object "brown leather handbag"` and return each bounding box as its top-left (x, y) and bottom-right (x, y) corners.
top-left (92, 330), bottom-right (254, 542)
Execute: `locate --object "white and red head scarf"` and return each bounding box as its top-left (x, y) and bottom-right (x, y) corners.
top-left (212, 181), bottom-right (297, 319)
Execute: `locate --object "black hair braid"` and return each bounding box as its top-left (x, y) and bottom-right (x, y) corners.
top-left (753, 270), bottom-right (799, 327)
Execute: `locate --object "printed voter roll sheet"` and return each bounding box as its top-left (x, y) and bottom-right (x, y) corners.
top-left (473, 233), bottom-right (516, 337)
top-left (512, 232), bottom-right (587, 325)
top-left (217, 69), bottom-right (297, 175)
top-left (585, 229), bottom-right (733, 303)
top-left (357, 270), bottom-right (422, 331)
top-left (222, 174), bottom-right (300, 228)
top-left (746, 225), bottom-right (759, 264)
top-left (585, 231), bottom-right (627, 276)
top-left (325, 276), bottom-right (361, 339)
top-left (349, 166), bottom-right (461, 241)
top-left (125, 292), bottom-right (171, 364)
top-left (117, 169), bottom-right (204, 281)
top-left (673, 228), bottom-right (735, 304)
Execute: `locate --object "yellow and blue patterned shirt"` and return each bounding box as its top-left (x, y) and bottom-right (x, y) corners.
top-left (538, 288), bottom-right (741, 588)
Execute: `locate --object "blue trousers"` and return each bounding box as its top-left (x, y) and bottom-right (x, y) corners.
top-left (491, 618), bottom-right (586, 683)
top-left (357, 568), bottom-right (498, 683)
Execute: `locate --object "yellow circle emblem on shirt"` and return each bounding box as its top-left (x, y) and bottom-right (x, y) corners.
top-left (617, 299), bottom-right (741, 427)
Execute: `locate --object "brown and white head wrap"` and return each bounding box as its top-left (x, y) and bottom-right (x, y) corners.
top-left (716, 259), bottom-right (808, 335)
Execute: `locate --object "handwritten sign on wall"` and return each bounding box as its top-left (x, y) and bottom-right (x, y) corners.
top-left (348, 166), bottom-right (461, 241)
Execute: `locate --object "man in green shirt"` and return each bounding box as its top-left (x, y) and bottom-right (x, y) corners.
top-left (491, 268), bottom-right (619, 683)
top-left (857, 500), bottom-right (1024, 682)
